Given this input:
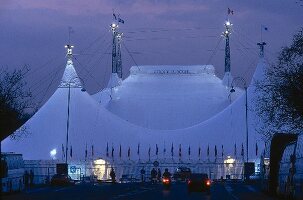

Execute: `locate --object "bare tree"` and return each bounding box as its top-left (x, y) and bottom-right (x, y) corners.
top-left (255, 28), bottom-right (303, 139)
top-left (0, 66), bottom-right (32, 141)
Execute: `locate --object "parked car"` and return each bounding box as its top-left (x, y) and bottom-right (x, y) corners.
top-left (187, 173), bottom-right (211, 194)
top-left (51, 174), bottom-right (75, 186)
top-left (249, 172), bottom-right (261, 181)
top-left (173, 167), bottom-right (191, 181)
top-left (119, 174), bottom-right (138, 183)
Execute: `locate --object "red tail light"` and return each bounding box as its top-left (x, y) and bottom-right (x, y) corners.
top-left (162, 178), bottom-right (170, 183)
top-left (206, 179), bottom-right (211, 186)
top-left (188, 180), bottom-right (191, 184)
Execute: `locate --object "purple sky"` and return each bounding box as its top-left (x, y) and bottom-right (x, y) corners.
top-left (0, 0), bottom-right (302, 107)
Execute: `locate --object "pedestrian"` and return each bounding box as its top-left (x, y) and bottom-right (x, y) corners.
top-left (157, 168), bottom-right (161, 182)
top-left (109, 167), bottom-right (116, 183)
top-left (29, 170), bottom-right (34, 188)
top-left (151, 168), bottom-right (157, 183)
top-left (24, 170), bottom-right (29, 189)
top-left (140, 167), bottom-right (146, 182)
top-left (163, 168), bottom-right (171, 178)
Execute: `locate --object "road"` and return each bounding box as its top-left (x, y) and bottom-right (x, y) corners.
top-left (2, 181), bottom-right (278, 200)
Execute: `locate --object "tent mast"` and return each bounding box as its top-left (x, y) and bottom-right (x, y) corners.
top-left (110, 12), bottom-right (123, 78)
top-left (222, 18), bottom-right (233, 87)
top-left (64, 43), bottom-right (74, 164)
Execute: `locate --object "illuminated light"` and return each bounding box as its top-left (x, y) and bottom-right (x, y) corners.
top-left (226, 21), bottom-right (231, 26)
top-left (206, 179), bottom-right (211, 186)
top-left (93, 159), bottom-right (111, 180)
top-left (224, 156), bottom-right (235, 164)
top-left (111, 23), bottom-right (118, 28)
top-left (188, 180), bottom-right (191, 184)
top-left (162, 178), bottom-right (170, 183)
top-left (50, 148), bottom-right (57, 159)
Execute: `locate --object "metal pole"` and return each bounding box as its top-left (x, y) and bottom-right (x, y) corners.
top-left (65, 84), bottom-right (71, 164)
top-left (245, 87), bottom-right (249, 162)
top-left (112, 31), bottom-right (116, 73)
top-left (0, 140), bottom-right (2, 193)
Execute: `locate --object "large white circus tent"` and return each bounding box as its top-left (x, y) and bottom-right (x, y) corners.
top-left (3, 50), bottom-right (267, 163)
top-left (2, 17), bottom-right (269, 163)
top-left (93, 65), bottom-right (235, 130)
top-left (2, 57), bottom-right (100, 160)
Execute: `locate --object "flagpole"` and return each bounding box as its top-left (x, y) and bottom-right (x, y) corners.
top-left (85, 143), bottom-right (87, 179)
top-left (260, 25), bottom-right (263, 43)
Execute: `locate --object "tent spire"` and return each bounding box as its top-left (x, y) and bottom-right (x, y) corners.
top-left (65, 44), bottom-right (74, 63)
top-left (59, 44), bottom-right (82, 88)
top-left (249, 41), bottom-right (267, 86)
top-left (107, 13), bottom-right (123, 89)
top-left (222, 19), bottom-right (233, 87)
top-left (110, 21), bottom-right (118, 74)
top-left (257, 42), bottom-right (266, 59)
top-left (116, 32), bottom-right (123, 79)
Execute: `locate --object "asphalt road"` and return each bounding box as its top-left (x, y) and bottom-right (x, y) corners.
top-left (2, 181), bottom-right (278, 200)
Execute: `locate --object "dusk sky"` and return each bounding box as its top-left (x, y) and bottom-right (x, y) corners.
top-left (0, 0), bottom-right (302, 107)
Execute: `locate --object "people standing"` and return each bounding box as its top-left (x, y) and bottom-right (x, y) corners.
top-left (163, 168), bottom-right (171, 178)
top-left (140, 167), bottom-right (146, 183)
top-left (157, 168), bottom-right (161, 182)
top-left (24, 170), bottom-right (29, 189)
top-left (151, 168), bottom-right (157, 183)
top-left (109, 167), bottom-right (116, 183)
top-left (29, 170), bottom-right (34, 188)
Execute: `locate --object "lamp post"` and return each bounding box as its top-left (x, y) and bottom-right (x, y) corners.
top-left (65, 83), bottom-right (71, 164)
top-left (230, 77), bottom-right (249, 163)
top-left (64, 77), bottom-right (86, 164)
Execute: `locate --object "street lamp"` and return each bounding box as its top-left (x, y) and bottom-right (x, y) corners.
top-left (64, 77), bottom-right (86, 164)
top-left (230, 77), bottom-right (249, 163)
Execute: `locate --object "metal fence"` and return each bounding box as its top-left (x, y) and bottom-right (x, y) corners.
top-left (23, 159), bottom-right (245, 184)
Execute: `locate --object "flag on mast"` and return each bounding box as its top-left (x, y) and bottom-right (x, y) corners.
top-left (198, 146), bottom-right (201, 158)
top-left (227, 7), bottom-right (234, 15)
top-left (70, 146), bottom-right (73, 157)
top-left (91, 145), bottom-right (94, 157)
top-left (113, 12), bottom-right (117, 20)
top-left (261, 25), bottom-right (268, 31)
top-left (127, 147), bottom-right (130, 159)
top-left (214, 145), bottom-right (217, 157)
top-left (111, 145), bottom-right (114, 158)
top-left (179, 144), bottom-right (182, 158)
top-left (171, 143), bottom-right (174, 157)
top-left (156, 144), bottom-right (159, 156)
top-left (118, 15), bottom-right (125, 24)
top-left (221, 145), bottom-right (224, 157)
top-left (256, 142), bottom-right (258, 156)
top-left (207, 145), bottom-right (210, 157)
top-left (241, 143), bottom-right (244, 157)
top-left (62, 144), bottom-right (65, 158)
top-left (85, 143), bottom-right (88, 159)
top-left (137, 143), bottom-right (140, 156)
top-left (148, 146), bottom-right (151, 160)
top-left (119, 144), bottom-right (122, 158)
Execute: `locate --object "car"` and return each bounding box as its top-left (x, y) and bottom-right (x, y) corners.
top-left (249, 172), bottom-right (261, 181)
top-left (173, 167), bottom-right (191, 181)
top-left (50, 174), bottom-right (75, 186)
top-left (187, 173), bottom-right (211, 194)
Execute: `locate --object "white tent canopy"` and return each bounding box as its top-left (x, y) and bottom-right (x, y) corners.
top-left (3, 58), bottom-right (267, 162)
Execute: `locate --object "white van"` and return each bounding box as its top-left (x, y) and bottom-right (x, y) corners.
top-left (1, 153), bottom-right (25, 192)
